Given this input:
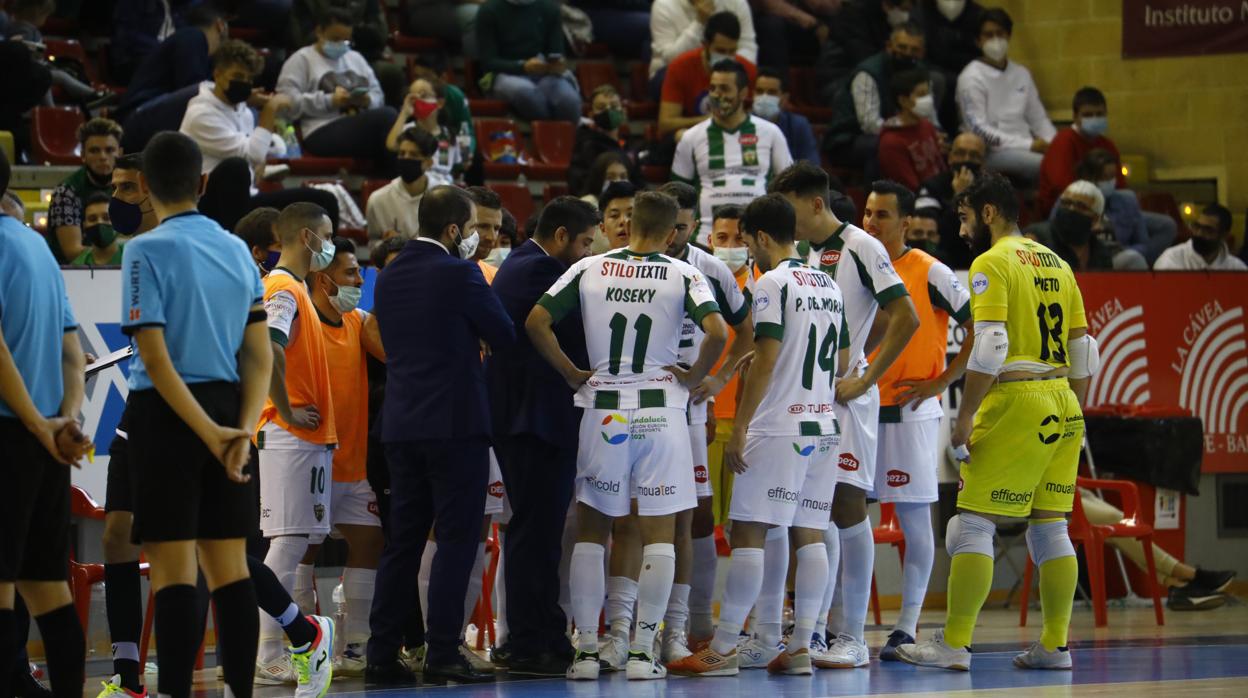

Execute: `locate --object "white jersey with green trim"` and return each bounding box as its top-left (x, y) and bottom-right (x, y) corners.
top-left (677, 244), bottom-right (749, 423)
top-left (802, 222), bottom-right (908, 373)
top-left (748, 259), bottom-right (849, 437)
top-left (538, 248), bottom-right (721, 410)
top-left (671, 115), bottom-right (793, 245)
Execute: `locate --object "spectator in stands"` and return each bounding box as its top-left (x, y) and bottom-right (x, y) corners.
top-left (386, 75), bottom-right (465, 182)
top-left (570, 85), bottom-right (628, 192)
top-left (0, 190), bottom-right (23, 220)
top-left (570, 0), bottom-right (651, 60)
top-left (650, 0), bottom-right (757, 95)
top-left (919, 0), bottom-right (983, 81)
top-left (956, 7), bottom-right (1054, 184)
top-left (47, 117), bottom-right (122, 263)
top-left (467, 186), bottom-right (504, 281)
top-left (1038, 87), bottom-right (1122, 216)
top-left (594, 180), bottom-right (637, 253)
top-left (752, 67), bottom-right (820, 165)
top-left (878, 69), bottom-right (947, 191)
top-left (906, 206), bottom-right (950, 262)
top-left (366, 127), bottom-right (444, 244)
top-left (1155, 203), bottom-right (1247, 271)
top-left (476, 0), bottom-right (581, 123)
top-left (1040, 181), bottom-right (1119, 271)
top-left (825, 21), bottom-right (934, 182)
top-left (116, 5), bottom-right (227, 123)
top-left (658, 12), bottom-right (758, 138)
top-left (839, 0), bottom-right (914, 64)
top-left (1074, 148), bottom-right (1175, 265)
top-left (672, 60), bottom-right (793, 243)
top-left (277, 8), bottom-right (397, 168)
top-left (409, 58), bottom-right (480, 176)
top-left (108, 153), bottom-right (157, 239)
top-left (579, 151), bottom-right (633, 205)
top-left (291, 0), bottom-right (407, 109)
top-left (235, 206), bottom-right (284, 274)
top-left (5, 0), bottom-right (113, 109)
top-left (916, 130), bottom-right (984, 268)
top-left (68, 192), bottom-right (122, 266)
top-left (110, 0), bottom-right (204, 84)
top-left (752, 0), bottom-right (841, 75)
top-left (0, 38), bottom-right (51, 160)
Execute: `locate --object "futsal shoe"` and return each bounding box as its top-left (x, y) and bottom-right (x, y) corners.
top-left (808, 632), bottom-right (831, 664)
top-left (398, 645), bottom-right (425, 673)
top-left (814, 633), bottom-right (869, 669)
top-left (291, 615), bottom-right (334, 698)
top-left (598, 632), bottom-right (629, 670)
top-left (1012, 642), bottom-right (1072, 670)
top-left (878, 629), bottom-right (915, 662)
top-left (688, 634), bottom-right (712, 653)
top-left (895, 630), bottom-right (971, 671)
top-left (736, 635), bottom-right (783, 669)
top-left (666, 646), bottom-right (739, 676)
top-left (626, 651), bottom-right (668, 680)
top-left (566, 650), bottom-right (601, 680)
top-left (766, 648), bottom-right (813, 675)
top-left (334, 642), bottom-right (366, 677)
top-left (459, 643), bottom-right (495, 672)
top-left (660, 628), bottom-right (694, 663)
top-left (255, 653), bottom-right (296, 685)
top-left (95, 675), bottom-right (145, 698)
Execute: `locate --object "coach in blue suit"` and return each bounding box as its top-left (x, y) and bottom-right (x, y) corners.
top-left (367, 186), bottom-right (514, 685)
top-left (486, 197), bottom-right (601, 676)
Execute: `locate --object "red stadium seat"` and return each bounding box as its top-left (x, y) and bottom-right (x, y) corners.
top-left (462, 59), bottom-right (486, 98)
top-left (389, 31), bottom-right (447, 54)
top-left (627, 63), bottom-right (659, 120)
top-left (528, 120), bottom-right (575, 180)
top-left (870, 503), bottom-right (907, 627)
top-left (360, 178), bottom-right (390, 210)
top-left (641, 164), bottom-right (670, 184)
top-left (492, 183), bottom-right (536, 231)
top-left (476, 118), bottom-right (529, 179)
top-left (577, 62), bottom-right (622, 99)
top-left (543, 183), bottom-right (570, 203)
top-left (45, 38), bottom-right (96, 84)
top-left (468, 98), bottom-right (509, 117)
top-left (70, 487), bottom-right (152, 642)
top-left (30, 106), bottom-right (84, 166)
top-left (284, 156), bottom-right (363, 176)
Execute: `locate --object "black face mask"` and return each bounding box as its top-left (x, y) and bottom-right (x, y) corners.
top-left (109, 197), bottom-right (145, 235)
top-left (1053, 207), bottom-right (1093, 247)
top-left (397, 159), bottom-right (424, 184)
top-left (1191, 235), bottom-right (1222, 258)
top-left (950, 162), bottom-right (981, 177)
top-left (890, 54), bottom-right (918, 71)
top-left (225, 79), bottom-right (253, 105)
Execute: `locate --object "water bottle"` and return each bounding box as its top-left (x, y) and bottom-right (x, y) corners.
top-left (283, 124), bottom-right (302, 160)
top-left (456, 122), bottom-right (472, 160)
top-left (331, 581), bottom-right (347, 657)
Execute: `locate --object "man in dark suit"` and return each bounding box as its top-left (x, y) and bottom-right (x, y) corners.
top-left (486, 197), bottom-right (601, 675)
top-left (366, 186), bottom-right (514, 685)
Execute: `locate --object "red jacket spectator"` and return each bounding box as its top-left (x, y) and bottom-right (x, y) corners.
top-left (661, 47), bottom-right (757, 118)
top-left (878, 118), bottom-right (947, 191)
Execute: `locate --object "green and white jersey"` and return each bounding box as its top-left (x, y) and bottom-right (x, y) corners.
top-left (671, 115), bottom-right (793, 245)
top-left (538, 248), bottom-right (721, 410)
top-left (677, 244), bottom-right (750, 424)
top-left (800, 223), bottom-right (908, 373)
top-left (748, 259), bottom-right (849, 437)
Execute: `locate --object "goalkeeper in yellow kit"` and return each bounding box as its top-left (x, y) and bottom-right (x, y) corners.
top-left (897, 173), bottom-right (1099, 671)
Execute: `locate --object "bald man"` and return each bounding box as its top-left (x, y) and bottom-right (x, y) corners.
top-left (916, 132), bottom-right (986, 269)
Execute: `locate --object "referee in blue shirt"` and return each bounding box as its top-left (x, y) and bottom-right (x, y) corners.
top-left (0, 150), bottom-right (91, 698)
top-left (120, 132), bottom-right (273, 698)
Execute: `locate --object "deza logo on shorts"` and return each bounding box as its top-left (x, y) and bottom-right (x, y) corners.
top-left (838, 452), bottom-right (859, 471)
top-left (694, 464), bottom-right (709, 483)
top-left (489, 481), bottom-right (505, 498)
top-left (886, 469), bottom-right (910, 487)
top-left (791, 442), bottom-right (816, 456)
top-left (601, 413), bottom-right (629, 445)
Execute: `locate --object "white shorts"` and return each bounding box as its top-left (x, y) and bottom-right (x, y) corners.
top-left (577, 408), bottom-right (696, 518)
top-left (688, 417), bottom-right (712, 499)
top-left (485, 448), bottom-right (508, 518)
top-left (832, 384), bottom-right (880, 491)
top-left (728, 434), bottom-right (839, 530)
top-left (258, 424), bottom-right (333, 537)
top-left (330, 478), bottom-right (381, 528)
top-left (873, 418), bottom-right (940, 503)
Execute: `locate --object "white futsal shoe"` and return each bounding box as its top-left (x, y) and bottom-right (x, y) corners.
top-left (895, 629), bottom-right (972, 671)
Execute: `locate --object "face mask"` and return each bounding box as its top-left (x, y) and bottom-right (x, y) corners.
top-left (913, 239), bottom-right (939, 255)
top-left (886, 6), bottom-right (910, 27)
top-left (321, 40), bottom-right (349, 60)
top-left (328, 281), bottom-right (362, 313)
top-left (1079, 115), bottom-right (1108, 138)
top-left (306, 233), bottom-right (335, 271)
top-left (455, 229), bottom-right (480, 259)
top-left (1053, 207), bottom-right (1094, 247)
top-left (412, 98), bottom-right (438, 120)
top-left (982, 36), bottom-right (1009, 63)
top-left (752, 94), bottom-right (781, 121)
top-left (950, 161), bottom-right (981, 177)
top-left (225, 79), bottom-right (252, 105)
top-left (912, 94), bottom-right (936, 120)
top-left (1191, 235), bottom-right (1222, 258)
top-left (713, 246), bottom-right (749, 273)
top-left (484, 246), bottom-right (510, 266)
top-left (890, 54), bottom-right (918, 72)
top-left (936, 0), bottom-right (967, 21)
top-left (1096, 179), bottom-right (1116, 199)
top-left (109, 197), bottom-right (145, 234)
top-left (263, 249), bottom-right (282, 271)
top-left (593, 107), bottom-right (625, 131)
top-left (707, 51), bottom-right (735, 68)
top-left (84, 223), bottom-right (118, 249)
top-left (397, 158), bottom-right (425, 184)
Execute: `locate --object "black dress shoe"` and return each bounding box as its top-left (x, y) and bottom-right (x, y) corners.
top-left (507, 650), bottom-right (571, 677)
top-left (11, 670), bottom-right (52, 698)
top-left (490, 642), bottom-right (515, 667)
top-left (423, 655), bottom-right (496, 684)
top-left (365, 660), bottom-right (418, 686)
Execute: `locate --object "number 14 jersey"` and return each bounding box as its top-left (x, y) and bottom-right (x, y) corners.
top-left (538, 248), bottom-right (721, 410)
top-left (749, 259), bottom-right (849, 437)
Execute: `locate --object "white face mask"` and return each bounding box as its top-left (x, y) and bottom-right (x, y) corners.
top-left (982, 36), bottom-right (1009, 63)
top-left (936, 0), bottom-right (967, 21)
top-left (484, 246), bottom-right (510, 266)
top-left (713, 246), bottom-right (749, 273)
top-left (306, 234), bottom-right (334, 272)
top-left (328, 281), bottom-right (362, 313)
top-left (752, 94), bottom-right (781, 121)
top-left (456, 230), bottom-right (480, 259)
top-left (912, 94), bottom-right (936, 120)
top-left (886, 6), bottom-right (910, 27)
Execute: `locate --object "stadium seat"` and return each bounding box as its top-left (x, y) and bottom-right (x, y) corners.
top-left (1019, 477), bottom-right (1165, 628)
top-left (44, 38), bottom-right (96, 84)
top-left (627, 63), bottom-right (659, 120)
top-left (284, 156), bottom-right (364, 176)
top-left (476, 118), bottom-right (529, 179)
top-left (30, 106), bottom-right (83, 166)
top-left (528, 120), bottom-right (575, 180)
top-left (69, 487), bottom-right (152, 641)
top-left (360, 178), bottom-right (390, 209)
top-left (389, 30), bottom-right (446, 54)
top-left (492, 183), bottom-right (536, 231)
top-left (577, 62), bottom-right (622, 98)
top-left (120, 82), bottom-right (200, 154)
top-left (543, 183), bottom-right (570, 203)
top-left (870, 503), bottom-right (907, 627)
top-left (641, 164), bottom-right (670, 184)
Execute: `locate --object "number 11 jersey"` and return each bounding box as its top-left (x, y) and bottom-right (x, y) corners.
top-left (538, 248), bottom-right (721, 410)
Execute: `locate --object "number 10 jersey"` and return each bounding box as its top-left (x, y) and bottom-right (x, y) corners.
top-left (538, 248), bottom-right (721, 410)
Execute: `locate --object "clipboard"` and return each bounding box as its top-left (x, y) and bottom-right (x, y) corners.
top-left (86, 345), bottom-right (133, 378)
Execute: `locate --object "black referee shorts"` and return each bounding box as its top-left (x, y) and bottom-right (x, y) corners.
top-left (128, 382), bottom-right (258, 543)
top-left (0, 417), bottom-right (70, 582)
top-left (105, 403), bottom-right (133, 514)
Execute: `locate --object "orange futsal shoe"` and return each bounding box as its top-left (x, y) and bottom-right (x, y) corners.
top-left (665, 646), bottom-right (739, 677)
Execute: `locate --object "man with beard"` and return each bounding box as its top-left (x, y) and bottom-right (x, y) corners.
top-left (47, 118), bottom-right (124, 263)
top-left (897, 172), bottom-right (1095, 671)
top-left (672, 60), bottom-right (792, 246)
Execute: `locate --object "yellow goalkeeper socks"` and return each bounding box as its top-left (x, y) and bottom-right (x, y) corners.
top-left (943, 552), bottom-right (994, 649)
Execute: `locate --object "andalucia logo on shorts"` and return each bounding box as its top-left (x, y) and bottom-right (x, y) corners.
top-left (601, 413), bottom-right (629, 445)
top-left (792, 442), bottom-right (816, 456)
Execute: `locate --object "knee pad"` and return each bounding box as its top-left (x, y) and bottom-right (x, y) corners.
top-left (944, 513), bottom-right (995, 558)
top-left (1025, 519), bottom-right (1075, 566)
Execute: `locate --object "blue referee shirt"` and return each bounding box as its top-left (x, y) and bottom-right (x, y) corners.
top-left (0, 215), bottom-right (78, 418)
top-left (120, 211), bottom-right (264, 391)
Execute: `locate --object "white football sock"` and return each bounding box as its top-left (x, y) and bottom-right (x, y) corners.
top-left (838, 518), bottom-right (875, 643)
top-left (605, 576), bottom-right (638, 638)
top-left (461, 543), bottom-right (486, 636)
top-left (570, 542), bottom-right (605, 653)
top-left (792, 542), bottom-right (829, 655)
top-left (710, 547), bottom-right (764, 656)
top-left (418, 540), bottom-right (436, 622)
top-left (632, 544), bottom-right (676, 654)
top-left (894, 502), bottom-right (935, 638)
top-left (342, 567), bottom-right (376, 646)
top-left (293, 563), bottom-right (316, 614)
top-left (493, 537), bottom-right (509, 646)
top-left (815, 525), bottom-right (840, 640)
top-left (260, 536), bottom-right (309, 662)
top-left (756, 526), bottom-right (789, 646)
top-left (688, 534), bottom-right (718, 638)
top-left (664, 583), bottom-right (690, 633)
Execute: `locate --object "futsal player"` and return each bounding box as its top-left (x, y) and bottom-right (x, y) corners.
top-left (897, 173), bottom-right (1097, 671)
top-left (527, 191), bottom-right (728, 681)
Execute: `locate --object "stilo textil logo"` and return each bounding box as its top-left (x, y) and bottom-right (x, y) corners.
top-left (601, 413), bottom-right (629, 444)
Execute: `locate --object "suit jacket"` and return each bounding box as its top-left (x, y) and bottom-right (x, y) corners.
top-left (375, 238), bottom-right (515, 442)
top-left (485, 239), bottom-right (587, 449)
